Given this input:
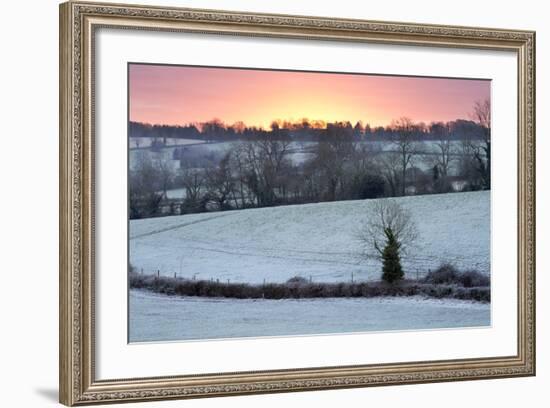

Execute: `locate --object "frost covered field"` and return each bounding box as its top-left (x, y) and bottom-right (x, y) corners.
top-left (130, 290), bottom-right (490, 342)
top-left (129, 191), bottom-right (490, 284)
top-left (129, 191), bottom-right (490, 341)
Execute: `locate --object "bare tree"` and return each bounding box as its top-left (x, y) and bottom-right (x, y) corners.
top-left (129, 154), bottom-right (164, 219)
top-left (156, 159), bottom-right (174, 198)
top-left (355, 199), bottom-right (418, 283)
top-left (457, 140), bottom-right (482, 190)
top-left (312, 141), bottom-right (346, 201)
top-left (390, 117), bottom-right (419, 196)
top-left (473, 99), bottom-right (491, 132)
top-left (310, 123), bottom-right (356, 201)
top-left (205, 152), bottom-right (235, 210)
top-left (425, 122), bottom-right (455, 192)
top-left (351, 143), bottom-right (374, 174)
top-left (429, 123), bottom-right (453, 177)
top-left (180, 167), bottom-right (204, 209)
top-left (377, 152), bottom-right (401, 197)
top-left (229, 143), bottom-right (251, 209)
top-left (201, 118), bottom-right (226, 143)
top-left (240, 138), bottom-right (292, 206)
top-left (470, 99), bottom-right (491, 189)
top-left (356, 199), bottom-right (418, 258)
top-left (231, 121), bottom-right (246, 134)
top-left (353, 121), bottom-right (364, 139)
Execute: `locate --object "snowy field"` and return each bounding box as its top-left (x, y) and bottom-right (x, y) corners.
top-left (129, 191), bottom-right (490, 284)
top-left (129, 140), bottom-right (245, 173)
top-left (129, 289), bottom-right (490, 342)
top-left (129, 139), bottom-right (468, 173)
top-left (129, 137), bottom-right (207, 149)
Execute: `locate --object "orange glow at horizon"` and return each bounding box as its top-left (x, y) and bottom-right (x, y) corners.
top-left (129, 64), bottom-right (490, 129)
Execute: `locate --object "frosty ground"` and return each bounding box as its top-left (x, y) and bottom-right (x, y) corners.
top-left (130, 289), bottom-right (490, 342)
top-left (129, 191), bottom-right (490, 341)
top-left (129, 191), bottom-right (490, 284)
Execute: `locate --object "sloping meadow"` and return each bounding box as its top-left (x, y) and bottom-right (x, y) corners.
top-left (129, 191), bottom-right (490, 284)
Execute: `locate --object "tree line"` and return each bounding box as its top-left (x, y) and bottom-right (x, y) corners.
top-left (129, 100), bottom-right (490, 219)
top-left (129, 114), bottom-right (487, 144)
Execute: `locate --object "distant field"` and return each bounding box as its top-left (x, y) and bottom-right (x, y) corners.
top-left (129, 191), bottom-right (490, 284)
top-left (129, 139), bottom-right (475, 174)
top-left (129, 137), bottom-right (207, 149)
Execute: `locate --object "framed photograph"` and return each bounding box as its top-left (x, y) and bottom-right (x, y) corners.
top-left (59, 1), bottom-right (536, 405)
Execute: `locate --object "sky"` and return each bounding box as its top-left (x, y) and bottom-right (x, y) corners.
top-left (129, 63), bottom-right (490, 129)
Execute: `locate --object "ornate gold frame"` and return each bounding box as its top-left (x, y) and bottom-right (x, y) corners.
top-left (59, 1), bottom-right (536, 405)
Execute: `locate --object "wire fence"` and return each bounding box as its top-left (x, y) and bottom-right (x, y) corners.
top-left (132, 260), bottom-right (489, 286)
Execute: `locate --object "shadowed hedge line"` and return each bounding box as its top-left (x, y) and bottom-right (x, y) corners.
top-left (129, 268), bottom-right (490, 303)
top-left (422, 263), bottom-right (490, 287)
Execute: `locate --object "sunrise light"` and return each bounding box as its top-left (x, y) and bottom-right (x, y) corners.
top-left (129, 64), bottom-right (490, 129)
